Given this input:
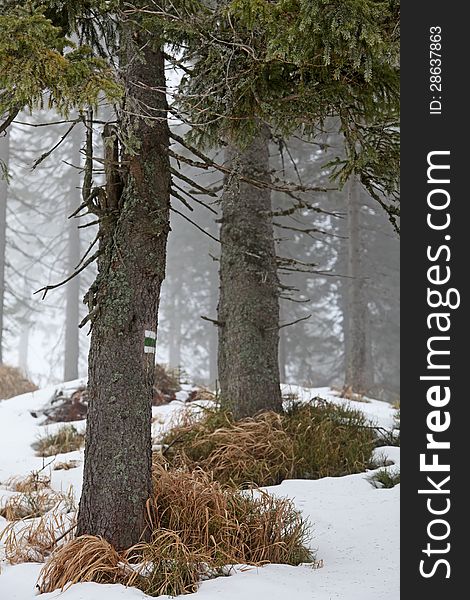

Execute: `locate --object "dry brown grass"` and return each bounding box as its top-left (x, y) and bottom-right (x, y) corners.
top-left (37, 462), bottom-right (312, 596)
top-left (125, 532), bottom-right (211, 597)
top-left (53, 460), bottom-right (80, 471)
top-left (161, 399), bottom-right (375, 486)
top-left (162, 409), bottom-right (294, 487)
top-left (0, 512), bottom-right (75, 564)
top-left (0, 484), bottom-right (76, 521)
top-left (334, 385), bottom-right (370, 403)
top-left (148, 459), bottom-right (312, 567)
top-left (38, 535), bottom-right (130, 593)
top-left (5, 472), bottom-right (50, 494)
top-left (0, 491), bottom-right (57, 521)
top-left (0, 364), bottom-right (37, 400)
top-left (187, 387), bottom-right (216, 403)
top-left (32, 425), bottom-right (85, 457)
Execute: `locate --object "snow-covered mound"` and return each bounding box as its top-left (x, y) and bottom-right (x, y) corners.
top-left (0, 381), bottom-right (399, 600)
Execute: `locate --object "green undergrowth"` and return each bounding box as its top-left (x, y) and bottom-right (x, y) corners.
top-left (160, 397), bottom-right (377, 487)
top-left (368, 468), bottom-right (400, 489)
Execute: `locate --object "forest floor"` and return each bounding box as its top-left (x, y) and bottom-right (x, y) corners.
top-left (0, 380), bottom-right (399, 600)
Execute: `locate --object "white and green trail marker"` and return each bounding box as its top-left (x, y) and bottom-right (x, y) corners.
top-left (144, 330), bottom-right (156, 354)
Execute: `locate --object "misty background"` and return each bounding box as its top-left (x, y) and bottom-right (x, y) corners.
top-left (1, 107), bottom-right (399, 402)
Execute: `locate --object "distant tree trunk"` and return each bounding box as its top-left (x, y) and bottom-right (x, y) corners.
top-left (168, 282), bottom-right (181, 368)
top-left (344, 177), bottom-right (371, 394)
top-left (18, 317), bottom-right (30, 375)
top-left (218, 126), bottom-right (282, 419)
top-left (76, 17), bottom-right (171, 549)
top-left (0, 131), bottom-right (9, 364)
top-left (208, 250), bottom-right (218, 388)
top-left (17, 277), bottom-right (31, 374)
top-left (279, 303), bottom-right (287, 383)
top-left (64, 125), bottom-right (81, 381)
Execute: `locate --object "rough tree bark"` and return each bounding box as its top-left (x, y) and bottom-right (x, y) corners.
top-left (64, 125), bottom-right (81, 381)
top-left (218, 126), bottom-right (282, 419)
top-left (76, 16), bottom-right (171, 549)
top-left (0, 131), bottom-right (9, 364)
top-left (344, 177), bottom-right (372, 395)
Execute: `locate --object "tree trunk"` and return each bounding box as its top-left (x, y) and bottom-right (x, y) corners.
top-left (218, 127), bottom-right (282, 419)
top-left (76, 17), bottom-right (171, 549)
top-left (168, 283), bottom-right (181, 369)
top-left (278, 302), bottom-right (287, 383)
top-left (344, 177), bottom-right (371, 395)
top-left (0, 131), bottom-right (9, 364)
top-left (208, 255), bottom-right (218, 388)
top-left (18, 317), bottom-right (30, 375)
top-left (64, 125), bottom-right (81, 381)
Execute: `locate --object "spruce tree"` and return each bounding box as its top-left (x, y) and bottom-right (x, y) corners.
top-left (2, 1), bottom-right (172, 548)
top-left (154, 0), bottom-right (400, 416)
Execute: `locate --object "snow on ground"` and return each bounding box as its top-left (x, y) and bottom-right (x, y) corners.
top-left (0, 381), bottom-right (399, 600)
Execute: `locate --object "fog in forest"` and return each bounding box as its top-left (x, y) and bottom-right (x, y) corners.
top-left (1, 107), bottom-right (399, 402)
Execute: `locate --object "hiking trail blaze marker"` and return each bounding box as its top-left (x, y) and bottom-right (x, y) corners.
top-left (144, 330), bottom-right (156, 354)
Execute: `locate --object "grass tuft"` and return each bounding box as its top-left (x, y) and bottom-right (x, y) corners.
top-left (0, 511), bottom-right (75, 564)
top-left (125, 532), bottom-right (210, 597)
top-left (161, 398), bottom-right (376, 487)
top-left (0, 484), bottom-right (76, 521)
top-left (368, 468), bottom-right (400, 489)
top-left (32, 425), bottom-right (85, 457)
top-left (148, 459), bottom-right (313, 567)
top-left (37, 462), bottom-right (312, 596)
top-left (53, 459), bottom-right (80, 471)
top-left (37, 535), bottom-right (129, 593)
top-left (0, 364), bottom-right (37, 400)
top-left (285, 399), bottom-right (376, 479)
top-left (5, 472), bottom-right (50, 494)
top-left (162, 408), bottom-right (294, 487)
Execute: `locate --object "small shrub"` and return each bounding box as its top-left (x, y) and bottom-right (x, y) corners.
top-left (32, 425), bottom-right (85, 457)
top-left (368, 468), bottom-right (400, 489)
top-left (42, 387), bottom-right (88, 423)
top-left (0, 491), bottom-right (56, 521)
top-left (368, 452), bottom-right (394, 470)
top-left (0, 364), bottom-right (37, 400)
top-left (186, 387), bottom-right (216, 403)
